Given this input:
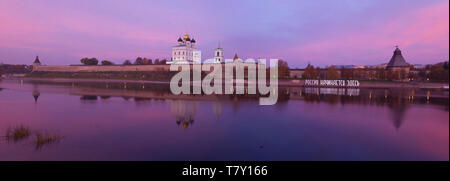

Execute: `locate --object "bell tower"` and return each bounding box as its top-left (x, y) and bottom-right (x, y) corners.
top-left (214, 42), bottom-right (224, 63)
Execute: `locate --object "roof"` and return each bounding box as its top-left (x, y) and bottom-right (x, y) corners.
top-left (233, 53), bottom-right (239, 60)
top-left (34, 56), bottom-right (40, 63)
top-left (386, 47), bottom-right (409, 67)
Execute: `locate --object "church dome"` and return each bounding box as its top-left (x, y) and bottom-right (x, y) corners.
top-left (190, 39), bottom-right (196, 43)
top-left (183, 34), bottom-right (190, 40)
top-left (177, 37), bottom-right (183, 42)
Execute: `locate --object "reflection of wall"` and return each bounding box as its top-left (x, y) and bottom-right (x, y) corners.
top-left (212, 102), bottom-right (222, 119)
top-left (303, 87), bottom-right (360, 96)
top-left (289, 69), bottom-right (305, 78)
top-left (170, 100), bottom-right (197, 129)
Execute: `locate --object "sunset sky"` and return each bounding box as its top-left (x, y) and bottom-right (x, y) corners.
top-left (0, 0), bottom-right (448, 68)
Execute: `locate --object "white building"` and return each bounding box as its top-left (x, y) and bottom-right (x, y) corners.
top-left (170, 34), bottom-right (200, 64)
top-left (193, 50), bottom-right (201, 64)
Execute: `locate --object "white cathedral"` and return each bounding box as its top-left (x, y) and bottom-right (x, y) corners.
top-left (170, 34), bottom-right (201, 64)
top-left (169, 34), bottom-right (224, 64)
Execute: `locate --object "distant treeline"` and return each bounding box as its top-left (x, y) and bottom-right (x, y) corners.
top-left (80, 57), bottom-right (168, 66)
top-left (301, 61), bottom-right (449, 82)
top-left (0, 64), bottom-right (31, 75)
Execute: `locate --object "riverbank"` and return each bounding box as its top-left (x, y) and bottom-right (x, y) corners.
top-left (3, 77), bottom-right (448, 90)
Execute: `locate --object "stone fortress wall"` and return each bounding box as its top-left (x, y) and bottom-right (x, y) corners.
top-left (33, 61), bottom-right (266, 73)
top-left (33, 64), bottom-right (171, 72)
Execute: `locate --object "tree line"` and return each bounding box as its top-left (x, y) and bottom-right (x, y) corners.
top-left (302, 61), bottom-right (449, 82)
top-left (0, 64), bottom-right (31, 75)
top-left (80, 57), bottom-right (168, 66)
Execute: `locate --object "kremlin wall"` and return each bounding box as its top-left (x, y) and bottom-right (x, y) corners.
top-left (32, 64), bottom-right (171, 72)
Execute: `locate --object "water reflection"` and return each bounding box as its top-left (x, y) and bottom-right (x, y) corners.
top-left (34, 132), bottom-right (63, 150)
top-left (100, 96), bottom-right (111, 100)
top-left (12, 80), bottom-right (449, 131)
top-left (4, 125), bottom-right (31, 143)
top-left (3, 125), bottom-right (63, 151)
top-left (388, 97), bottom-right (409, 130)
top-left (170, 100), bottom-right (197, 129)
top-left (212, 102), bottom-right (222, 120)
top-left (0, 79), bottom-right (448, 160)
top-left (80, 95), bottom-right (98, 101)
top-left (32, 90), bottom-right (40, 103)
top-left (300, 88), bottom-right (443, 130)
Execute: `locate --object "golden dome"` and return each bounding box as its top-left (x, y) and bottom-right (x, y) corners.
top-left (183, 34), bottom-right (190, 40)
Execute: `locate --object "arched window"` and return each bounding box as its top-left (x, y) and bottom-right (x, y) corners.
top-left (217, 52), bottom-right (219, 56)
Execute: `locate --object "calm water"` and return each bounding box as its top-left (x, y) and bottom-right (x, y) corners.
top-left (0, 79), bottom-right (448, 161)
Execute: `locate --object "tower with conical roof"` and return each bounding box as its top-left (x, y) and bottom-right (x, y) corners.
top-left (386, 46), bottom-right (409, 69)
top-left (385, 46), bottom-right (410, 80)
top-left (32, 56), bottom-right (41, 71)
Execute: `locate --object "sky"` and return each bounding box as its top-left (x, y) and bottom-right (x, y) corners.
top-left (0, 0), bottom-right (448, 68)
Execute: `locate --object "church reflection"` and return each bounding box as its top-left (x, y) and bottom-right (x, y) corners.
top-left (169, 101), bottom-right (224, 128)
top-left (170, 100), bottom-right (197, 129)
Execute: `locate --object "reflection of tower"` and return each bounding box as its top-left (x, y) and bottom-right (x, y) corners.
top-left (32, 84), bottom-right (40, 104)
top-left (387, 90), bottom-right (410, 131)
top-left (170, 100), bottom-right (197, 129)
top-left (32, 91), bottom-right (40, 103)
top-left (212, 102), bottom-right (222, 119)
